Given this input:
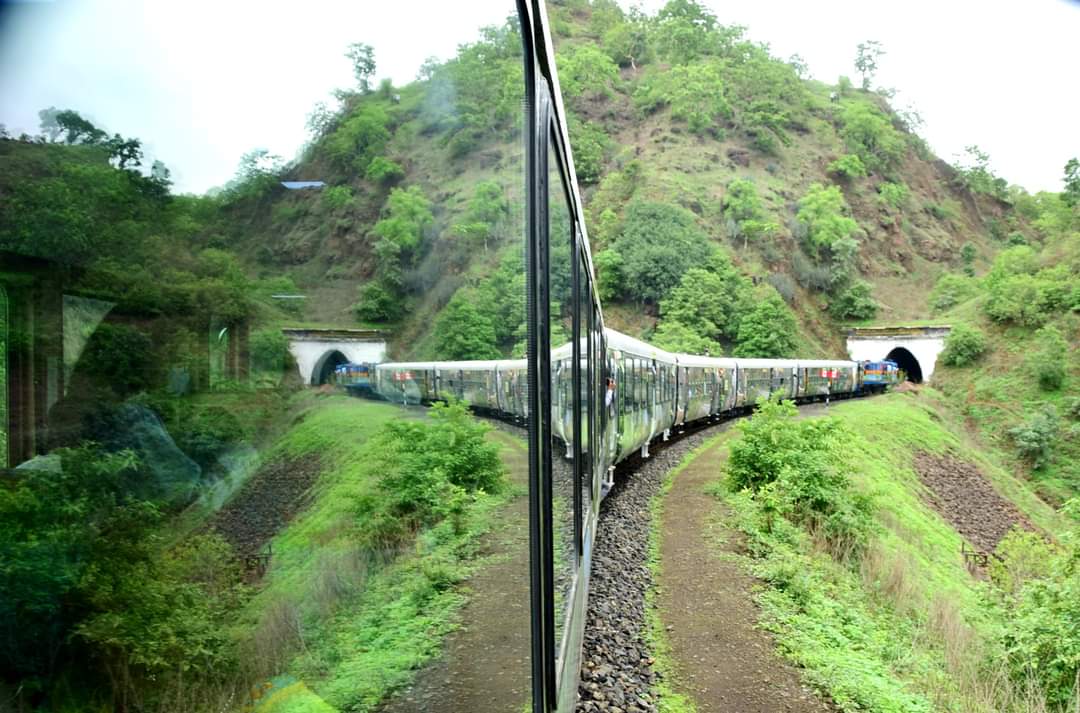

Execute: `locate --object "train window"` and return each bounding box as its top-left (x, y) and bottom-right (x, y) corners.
top-left (547, 130), bottom-right (577, 681)
top-left (1, 3), bottom-right (533, 712)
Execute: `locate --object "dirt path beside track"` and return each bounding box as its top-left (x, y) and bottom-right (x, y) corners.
top-left (381, 429), bottom-right (531, 713)
top-left (657, 432), bottom-right (835, 713)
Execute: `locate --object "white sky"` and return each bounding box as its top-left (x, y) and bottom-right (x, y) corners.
top-left (1, 0), bottom-right (1077, 195)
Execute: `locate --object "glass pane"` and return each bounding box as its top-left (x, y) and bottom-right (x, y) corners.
top-left (0, 3), bottom-right (529, 712)
top-left (579, 253), bottom-right (593, 524)
top-left (549, 138), bottom-right (576, 669)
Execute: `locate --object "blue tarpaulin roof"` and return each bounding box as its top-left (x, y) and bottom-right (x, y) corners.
top-left (280, 181), bottom-right (326, 189)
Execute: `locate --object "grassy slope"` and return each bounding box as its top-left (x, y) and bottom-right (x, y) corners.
top-left (932, 295), bottom-right (1080, 502)
top-left (235, 394), bottom-right (526, 712)
top-left (694, 392), bottom-right (1063, 712)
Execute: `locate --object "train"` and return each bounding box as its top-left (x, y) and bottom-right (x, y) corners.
top-left (342, 330), bottom-right (898, 493)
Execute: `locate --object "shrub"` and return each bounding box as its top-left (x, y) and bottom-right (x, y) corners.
top-left (321, 185), bottom-right (354, 211)
top-left (365, 156), bottom-right (404, 185)
top-left (1008, 406), bottom-right (1058, 469)
top-left (939, 323), bottom-right (988, 367)
top-left (557, 44), bottom-right (619, 98)
top-left (997, 508), bottom-right (1080, 709)
top-left (929, 273), bottom-right (979, 313)
top-left (432, 290), bottom-right (500, 360)
top-left (828, 280), bottom-right (877, 320)
top-left (606, 201), bottom-right (713, 303)
top-left (765, 273), bottom-right (796, 303)
top-left (797, 183), bottom-right (859, 258)
top-left (1030, 324), bottom-right (1067, 391)
top-left (353, 282), bottom-right (402, 322)
top-left (359, 400), bottom-right (504, 543)
top-left (727, 399), bottom-right (875, 553)
top-left (1006, 231), bottom-right (1028, 246)
top-left (734, 287), bottom-right (798, 358)
top-left (567, 117), bottom-right (610, 185)
top-left (877, 181), bottom-right (909, 210)
top-left (827, 154), bottom-right (867, 181)
top-left (635, 60), bottom-right (732, 134)
top-left (840, 102), bottom-right (905, 172)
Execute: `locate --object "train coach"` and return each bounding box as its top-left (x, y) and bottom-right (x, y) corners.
top-left (372, 328), bottom-right (897, 477)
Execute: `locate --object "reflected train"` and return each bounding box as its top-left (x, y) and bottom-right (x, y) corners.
top-left (366, 329), bottom-right (898, 491)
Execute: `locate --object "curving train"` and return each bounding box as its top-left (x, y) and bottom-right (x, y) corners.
top-left (357, 328), bottom-right (898, 494)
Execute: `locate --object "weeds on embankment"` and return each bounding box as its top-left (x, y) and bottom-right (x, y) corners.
top-left (705, 392), bottom-right (1079, 713)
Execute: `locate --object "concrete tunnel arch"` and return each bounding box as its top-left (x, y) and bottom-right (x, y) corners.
top-left (885, 346), bottom-right (923, 383)
top-left (311, 349), bottom-right (349, 386)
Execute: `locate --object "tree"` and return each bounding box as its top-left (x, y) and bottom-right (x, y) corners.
top-left (345, 42), bottom-right (376, 92)
top-left (733, 288), bottom-right (798, 357)
top-left (1063, 157), bottom-right (1080, 208)
top-left (606, 201), bottom-right (714, 303)
top-left (635, 59), bottom-right (731, 134)
top-left (452, 180), bottom-right (508, 253)
top-left (854, 40), bottom-right (884, 90)
top-left (827, 154), bottom-right (867, 181)
top-left (953, 145), bottom-right (1007, 199)
top-left (840, 102), bottom-right (905, 172)
top-left (433, 291), bottom-right (500, 360)
top-left (659, 256), bottom-right (752, 343)
top-left (373, 185), bottom-right (434, 258)
top-left (602, 9), bottom-right (652, 68)
top-left (828, 280), bottom-right (877, 320)
top-left (653, 0), bottom-right (721, 64)
top-left (651, 319), bottom-right (722, 355)
top-left (557, 44), bottom-right (619, 98)
top-left (796, 183), bottom-right (859, 258)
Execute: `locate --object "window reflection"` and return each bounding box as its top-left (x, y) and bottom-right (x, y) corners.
top-left (0, 4), bottom-right (529, 712)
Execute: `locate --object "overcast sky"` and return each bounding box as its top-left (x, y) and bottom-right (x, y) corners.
top-left (1, 0), bottom-right (1077, 195)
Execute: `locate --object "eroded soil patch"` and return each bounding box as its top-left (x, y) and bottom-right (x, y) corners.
top-left (913, 451), bottom-right (1035, 553)
top-left (208, 453), bottom-right (322, 556)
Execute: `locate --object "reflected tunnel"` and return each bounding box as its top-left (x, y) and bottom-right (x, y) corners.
top-left (312, 349), bottom-right (348, 386)
top-left (886, 346), bottom-right (923, 383)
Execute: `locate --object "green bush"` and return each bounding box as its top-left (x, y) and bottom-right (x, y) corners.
top-left (365, 156), bottom-right (405, 185)
top-left (635, 59), bottom-right (732, 134)
top-left (827, 154), bottom-right (867, 181)
top-left (996, 502), bottom-right (1080, 708)
top-left (321, 185), bottom-right (354, 211)
top-left (796, 183), bottom-right (859, 258)
top-left (605, 201), bottom-right (714, 304)
top-left (556, 44), bottom-right (619, 98)
top-left (1008, 406), bottom-right (1059, 469)
top-left (839, 102), bottom-right (905, 172)
top-left (567, 117), bottom-right (610, 185)
top-left (929, 273), bottom-right (979, 313)
top-left (1030, 324), bottom-right (1068, 391)
top-left (939, 323), bottom-right (988, 367)
top-left (727, 399), bottom-right (875, 553)
top-left (659, 253), bottom-right (753, 345)
top-left (734, 287), bottom-right (798, 358)
top-left (353, 282), bottom-right (402, 322)
top-left (432, 290), bottom-right (500, 360)
top-left (359, 400), bottom-right (504, 544)
top-left (828, 280), bottom-right (877, 320)
top-left (876, 181), bottom-right (909, 210)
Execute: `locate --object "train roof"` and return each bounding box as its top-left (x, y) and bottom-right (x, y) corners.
top-left (732, 358), bottom-right (799, 369)
top-left (672, 354), bottom-right (739, 369)
top-left (604, 328), bottom-right (677, 362)
top-left (795, 359), bottom-right (858, 368)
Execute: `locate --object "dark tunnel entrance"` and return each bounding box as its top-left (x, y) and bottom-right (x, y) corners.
top-left (886, 347), bottom-right (923, 383)
top-left (312, 349), bottom-right (349, 386)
